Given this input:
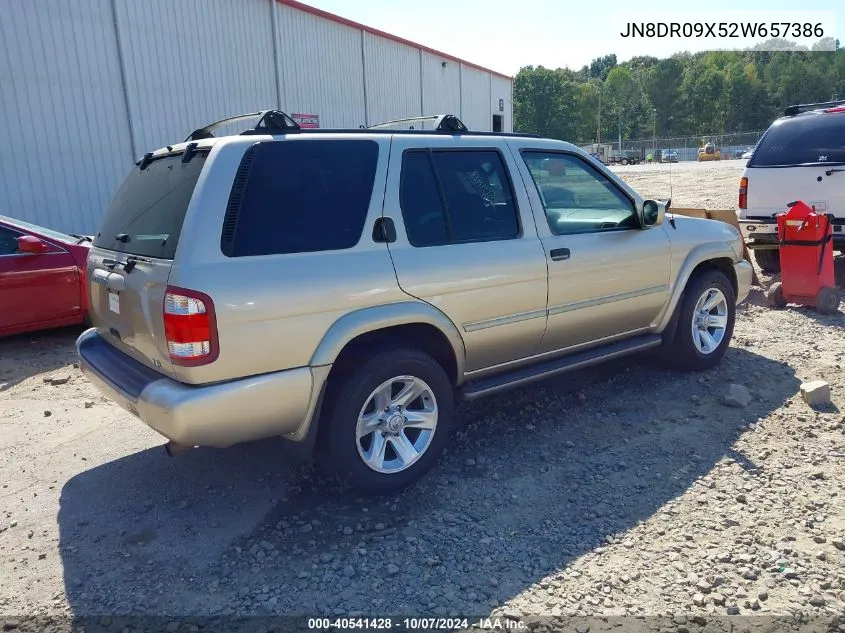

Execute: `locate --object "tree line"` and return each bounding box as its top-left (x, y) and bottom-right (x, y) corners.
top-left (513, 38), bottom-right (845, 146)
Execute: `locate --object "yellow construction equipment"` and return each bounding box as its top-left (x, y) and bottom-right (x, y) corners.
top-left (697, 141), bottom-right (721, 161)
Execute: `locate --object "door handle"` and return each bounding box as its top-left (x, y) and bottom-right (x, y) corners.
top-left (550, 248), bottom-right (570, 261)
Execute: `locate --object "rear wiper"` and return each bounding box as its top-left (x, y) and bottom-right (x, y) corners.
top-left (70, 233), bottom-right (92, 243)
top-left (825, 167), bottom-right (845, 176)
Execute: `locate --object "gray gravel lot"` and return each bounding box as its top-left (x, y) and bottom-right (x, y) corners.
top-left (1, 160), bottom-right (844, 632)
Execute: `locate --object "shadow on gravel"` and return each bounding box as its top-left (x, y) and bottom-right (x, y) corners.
top-left (0, 325), bottom-right (85, 390)
top-left (747, 262), bottom-right (845, 326)
top-left (58, 347), bottom-right (800, 617)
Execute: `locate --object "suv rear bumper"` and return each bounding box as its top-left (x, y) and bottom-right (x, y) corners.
top-left (76, 328), bottom-right (321, 448)
top-left (739, 218), bottom-right (845, 246)
top-left (738, 219), bottom-right (778, 241)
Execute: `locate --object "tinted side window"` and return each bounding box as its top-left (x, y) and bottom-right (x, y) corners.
top-left (0, 227), bottom-right (21, 255)
top-left (399, 152), bottom-right (449, 247)
top-left (749, 114), bottom-right (845, 167)
top-left (399, 149), bottom-right (520, 247)
top-left (225, 140), bottom-right (379, 257)
top-left (522, 152), bottom-right (638, 235)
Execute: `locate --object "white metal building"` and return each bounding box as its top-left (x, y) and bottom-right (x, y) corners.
top-left (0, 0), bottom-right (513, 234)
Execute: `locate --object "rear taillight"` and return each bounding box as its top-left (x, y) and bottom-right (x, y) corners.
top-left (163, 286), bottom-right (219, 366)
top-left (738, 176), bottom-right (748, 210)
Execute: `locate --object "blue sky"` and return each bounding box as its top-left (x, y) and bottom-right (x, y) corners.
top-left (304, 0), bottom-right (841, 76)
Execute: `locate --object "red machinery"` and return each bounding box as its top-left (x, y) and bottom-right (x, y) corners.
top-left (767, 200), bottom-right (841, 314)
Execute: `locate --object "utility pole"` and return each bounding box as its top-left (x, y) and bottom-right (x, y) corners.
top-left (596, 85), bottom-right (601, 145)
top-left (618, 115), bottom-right (622, 153)
top-left (652, 108), bottom-right (657, 153)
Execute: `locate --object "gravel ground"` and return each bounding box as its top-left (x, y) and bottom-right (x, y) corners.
top-left (611, 159), bottom-right (746, 211)
top-left (1, 160), bottom-right (844, 632)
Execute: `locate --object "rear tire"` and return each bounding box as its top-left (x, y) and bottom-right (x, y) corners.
top-left (766, 282), bottom-right (787, 308)
top-left (661, 269), bottom-right (736, 371)
top-left (753, 247), bottom-right (781, 274)
top-left (816, 286), bottom-right (841, 315)
top-left (322, 348), bottom-right (454, 495)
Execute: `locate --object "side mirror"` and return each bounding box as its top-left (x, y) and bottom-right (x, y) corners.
top-left (642, 199), bottom-right (665, 227)
top-left (17, 235), bottom-right (49, 254)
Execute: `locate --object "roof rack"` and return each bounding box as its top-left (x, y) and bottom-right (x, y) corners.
top-left (784, 99), bottom-right (845, 116)
top-left (184, 110), bottom-right (300, 141)
top-left (367, 114), bottom-right (469, 132)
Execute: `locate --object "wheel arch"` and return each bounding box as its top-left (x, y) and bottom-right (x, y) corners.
top-left (289, 303), bottom-right (465, 457)
top-left (309, 301), bottom-right (466, 385)
top-left (657, 244), bottom-right (740, 332)
top-left (310, 306), bottom-right (465, 457)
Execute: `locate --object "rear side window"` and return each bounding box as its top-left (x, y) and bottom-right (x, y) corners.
top-left (94, 153), bottom-right (208, 259)
top-left (749, 114), bottom-right (845, 167)
top-left (222, 140), bottom-right (379, 257)
top-left (399, 149), bottom-right (520, 247)
top-left (400, 152), bottom-right (450, 246)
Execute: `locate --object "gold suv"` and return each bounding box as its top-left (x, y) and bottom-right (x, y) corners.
top-left (77, 111), bottom-right (752, 494)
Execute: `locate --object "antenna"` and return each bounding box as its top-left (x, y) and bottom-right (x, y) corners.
top-left (669, 147), bottom-right (674, 203)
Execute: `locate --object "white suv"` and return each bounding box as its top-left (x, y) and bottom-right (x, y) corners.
top-left (737, 100), bottom-right (845, 273)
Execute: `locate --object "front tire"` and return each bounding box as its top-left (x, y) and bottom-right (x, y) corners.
top-left (753, 247), bottom-right (781, 274)
top-left (662, 269), bottom-right (736, 371)
top-left (323, 348), bottom-right (454, 495)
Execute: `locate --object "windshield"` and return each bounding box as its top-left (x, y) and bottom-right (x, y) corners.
top-left (749, 113), bottom-right (845, 167)
top-left (93, 153), bottom-right (208, 259)
top-left (0, 215), bottom-right (78, 244)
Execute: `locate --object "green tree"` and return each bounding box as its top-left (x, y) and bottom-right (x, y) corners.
top-left (604, 66), bottom-right (640, 148)
top-left (513, 66), bottom-right (580, 140)
top-left (589, 55), bottom-right (617, 81)
top-left (643, 57), bottom-right (684, 136)
top-left (512, 46), bottom-right (845, 144)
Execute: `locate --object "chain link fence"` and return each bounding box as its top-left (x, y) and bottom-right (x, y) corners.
top-left (583, 131), bottom-right (767, 162)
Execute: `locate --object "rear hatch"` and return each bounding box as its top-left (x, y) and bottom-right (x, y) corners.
top-left (87, 148), bottom-right (209, 377)
top-left (744, 111), bottom-right (845, 221)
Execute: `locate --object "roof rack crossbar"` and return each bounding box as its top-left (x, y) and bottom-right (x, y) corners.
top-left (784, 99), bottom-right (845, 116)
top-left (184, 109), bottom-right (301, 141)
top-left (367, 114), bottom-right (469, 132)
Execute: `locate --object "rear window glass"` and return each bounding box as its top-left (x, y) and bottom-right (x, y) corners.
top-left (94, 153), bottom-right (207, 259)
top-left (223, 140), bottom-right (379, 257)
top-left (749, 113), bottom-right (845, 167)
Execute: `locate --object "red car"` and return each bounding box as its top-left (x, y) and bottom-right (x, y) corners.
top-left (0, 215), bottom-right (92, 337)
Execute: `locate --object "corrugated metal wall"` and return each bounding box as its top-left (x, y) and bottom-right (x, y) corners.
top-left (115, 0), bottom-right (278, 156)
top-left (421, 53), bottom-right (462, 121)
top-left (0, 0), bottom-right (513, 234)
top-left (460, 66), bottom-right (493, 133)
top-left (0, 1), bottom-right (134, 234)
top-left (491, 75), bottom-right (513, 133)
top-left (363, 34), bottom-right (422, 127)
top-left (275, 3), bottom-right (366, 128)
